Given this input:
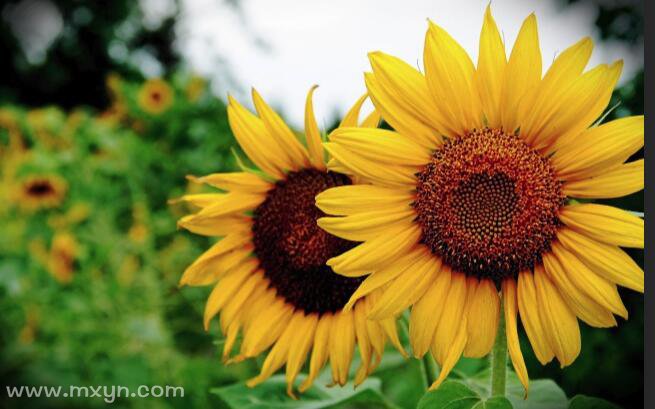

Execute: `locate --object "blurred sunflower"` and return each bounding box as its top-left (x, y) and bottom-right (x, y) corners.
top-left (176, 87), bottom-right (406, 396)
top-left (137, 78), bottom-right (174, 115)
top-left (186, 75), bottom-right (206, 102)
top-left (317, 6), bottom-right (644, 392)
top-left (47, 232), bottom-right (78, 284)
top-left (16, 174), bottom-right (68, 211)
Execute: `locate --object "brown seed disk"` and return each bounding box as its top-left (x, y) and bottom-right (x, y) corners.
top-left (414, 128), bottom-right (565, 281)
top-left (252, 168), bottom-right (362, 314)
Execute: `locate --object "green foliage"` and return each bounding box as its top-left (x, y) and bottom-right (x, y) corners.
top-left (0, 74), bottom-right (244, 409)
top-left (417, 381), bottom-right (512, 409)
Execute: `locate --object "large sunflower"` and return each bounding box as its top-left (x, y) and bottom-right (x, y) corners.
top-left (176, 87), bottom-right (405, 396)
top-left (317, 7), bottom-right (644, 392)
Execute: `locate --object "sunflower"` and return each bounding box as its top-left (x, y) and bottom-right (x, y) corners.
top-left (175, 86), bottom-right (405, 396)
top-left (316, 6), bottom-right (644, 393)
top-left (16, 174), bottom-right (68, 211)
top-left (47, 232), bottom-right (78, 284)
top-left (137, 78), bottom-right (174, 115)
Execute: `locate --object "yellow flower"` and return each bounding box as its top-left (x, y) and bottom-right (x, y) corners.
top-left (16, 174), bottom-right (68, 211)
top-left (186, 75), bottom-right (206, 102)
top-left (317, 6), bottom-right (643, 393)
top-left (47, 232), bottom-right (78, 284)
top-left (175, 86), bottom-right (403, 396)
top-left (137, 78), bottom-right (174, 115)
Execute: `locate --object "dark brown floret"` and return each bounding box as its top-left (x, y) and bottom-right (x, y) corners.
top-left (414, 128), bottom-right (565, 281)
top-left (252, 168), bottom-right (362, 314)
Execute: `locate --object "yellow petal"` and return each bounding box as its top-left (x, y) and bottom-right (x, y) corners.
top-left (318, 208), bottom-right (415, 241)
top-left (517, 271), bottom-right (555, 365)
top-left (304, 85), bottom-right (326, 169)
top-left (179, 233), bottom-right (252, 286)
top-left (196, 192), bottom-right (264, 219)
top-left (329, 126), bottom-right (431, 166)
top-left (428, 319), bottom-right (467, 390)
top-left (326, 224), bottom-right (421, 276)
top-left (552, 116), bottom-right (644, 179)
top-left (247, 312), bottom-right (304, 388)
top-left (424, 21), bottom-right (483, 134)
top-left (329, 310), bottom-right (355, 386)
top-left (551, 242), bottom-right (628, 319)
top-left (188, 172), bottom-right (272, 193)
top-left (204, 260), bottom-right (258, 329)
top-left (368, 251), bottom-right (439, 319)
top-left (361, 108), bottom-right (382, 128)
top-left (175, 193), bottom-right (225, 208)
top-left (340, 93), bottom-right (368, 128)
top-left (285, 314), bottom-right (318, 397)
top-left (241, 300), bottom-right (293, 357)
top-left (227, 95), bottom-right (287, 178)
top-left (556, 227), bottom-right (643, 292)
top-left (323, 142), bottom-right (418, 188)
top-left (344, 247), bottom-right (430, 311)
top-left (369, 51), bottom-right (452, 138)
top-left (522, 37), bottom-right (593, 146)
top-left (476, 4), bottom-right (506, 128)
top-left (431, 271), bottom-right (468, 364)
top-left (563, 160), bottom-right (644, 199)
top-left (547, 60), bottom-right (623, 152)
top-left (534, 266), bottom-right (581, 367)
top-left (315, 184), bottom-right (413, 216)
top-left (353, 303), bottom-right (373, 387)
top-left (464, 278), bottom-right (500, 358)
top-left (559, 203), bottom-right (643, 248)
top-left (541, 252), bottom-right (617, 327)
top-left (500, 13), bottom-right (541, 133)
top-left (219, 272), bottom-right (262, 332)
top-left (410, 265), bottom-right (451, 358)
top-left (252, 88), bottom-right (310, 169)
top-left (299, 314), bottom-right (332, 392)
top-left (177, 214), bottom-right (250, 237)
top-left (364, 72), bottom-right (444, 149)
top-left (502, 278), bottom-right (529, 395)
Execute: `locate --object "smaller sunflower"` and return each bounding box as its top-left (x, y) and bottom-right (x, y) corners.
top-left (16, 174), bottom-right (67, 211)
top-left (47, 232), bottom-right (78, 284)
top-left (175, 86), bottom-right (404, 396)
top-left (138, 78), bottom-right (174, 115)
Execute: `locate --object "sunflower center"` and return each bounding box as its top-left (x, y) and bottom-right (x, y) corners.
top-left (252, 168), bottom-right (361, 315)
top-left (414, 127), bottom-right (564, 281)
top-left (26, 180), bottom-right (55, 197)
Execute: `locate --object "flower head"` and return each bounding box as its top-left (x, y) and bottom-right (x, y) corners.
top-left (175, 86), bottom-right (404, 395)
top-left (16, 174), bottom-right (68, 211)
top-left (137, 78), bottom-right (174, 115)
top-left (318, 6), bottom-right (643, 393)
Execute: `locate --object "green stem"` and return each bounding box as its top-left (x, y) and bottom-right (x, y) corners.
top-left (490, 298), bottom-right (507, 397)
top-left (422, 353), bottom-right (438, 389)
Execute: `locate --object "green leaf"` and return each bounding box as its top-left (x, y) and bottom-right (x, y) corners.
top-left (464, 368), bottom-right (568, 409)
top-left (211, 374), bottom-right (398, 409)
top-left (417, 381), bottom-right (512, 409)
top-left (568, 395), bottom-right (622, 409)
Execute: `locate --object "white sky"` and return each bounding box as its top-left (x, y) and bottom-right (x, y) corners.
top-left (175, 0), bottom-right (642, 128)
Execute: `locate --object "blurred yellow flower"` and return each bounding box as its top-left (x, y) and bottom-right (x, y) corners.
top-left (186, 76), bottom-right (206, 102)
top-left (138, 78), bottom-right (174, 115)
top-left (16, 174), bottom-right (68, 211)
top-left (47, 232), bottom-right (78, 284)
top-left (19, 307), bottom-right (40, 344)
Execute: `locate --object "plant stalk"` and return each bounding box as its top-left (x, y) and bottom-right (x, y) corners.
top-left (422, 353), bottom-right (438, 389)
top-left (490, 298), bottom-right (508, 397)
